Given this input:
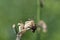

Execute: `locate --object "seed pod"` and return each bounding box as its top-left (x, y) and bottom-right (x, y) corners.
top-left (40, 0), bottom-right (44, 8)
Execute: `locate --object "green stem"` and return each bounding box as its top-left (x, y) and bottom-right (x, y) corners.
top-left (36, 0), bottom-right (41, 40)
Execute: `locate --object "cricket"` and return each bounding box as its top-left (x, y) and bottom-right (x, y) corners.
top-left (12, 19), bottom-right (47, 40)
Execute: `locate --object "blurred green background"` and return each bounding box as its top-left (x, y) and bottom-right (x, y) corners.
top-left (0, 0), bottom-right (60, 40)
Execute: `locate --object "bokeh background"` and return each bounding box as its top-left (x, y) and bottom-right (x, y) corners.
top-left (0, 0), bottom-right (60, 40)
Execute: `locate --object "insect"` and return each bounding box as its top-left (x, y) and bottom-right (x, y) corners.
top-left (12, 19), bottom-right (47, 40)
